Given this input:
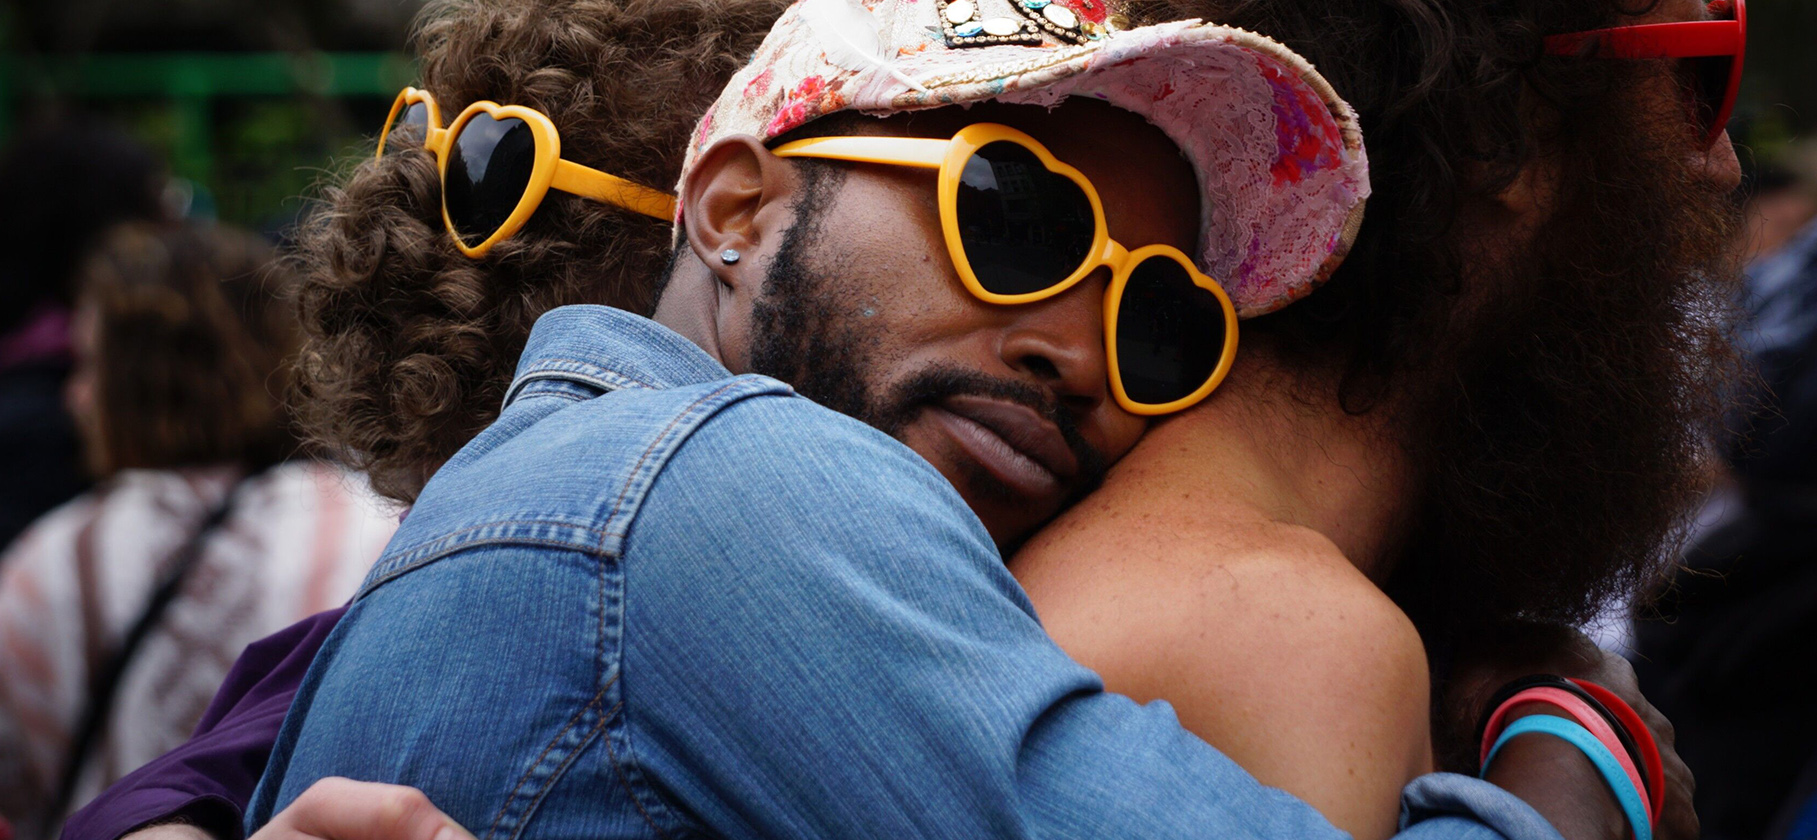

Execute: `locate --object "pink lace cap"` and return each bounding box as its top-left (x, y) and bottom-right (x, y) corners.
top-left (680, 0), bottom-right (1369, 318)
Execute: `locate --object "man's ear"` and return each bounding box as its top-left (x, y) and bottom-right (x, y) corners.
top-left (680, 135), bottom-right (801, 294)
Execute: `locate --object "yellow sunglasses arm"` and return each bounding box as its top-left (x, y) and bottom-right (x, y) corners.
top-left (552, 160), bottom-right (677, 221)
top-left (771, 136), bottom-right (949, 169)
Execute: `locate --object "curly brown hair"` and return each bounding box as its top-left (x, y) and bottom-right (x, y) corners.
top-left (291, 0), bottom-right (790, 502)
top-left (77, 222), bottom-right (300, 475)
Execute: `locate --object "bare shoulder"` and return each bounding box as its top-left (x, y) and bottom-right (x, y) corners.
top-left (1012, 506), bottom-right (1432, 839)
top-left (1015, 512), bottom-right (1427, 711)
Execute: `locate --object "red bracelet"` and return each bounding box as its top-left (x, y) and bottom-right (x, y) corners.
top-left (1570, 678), bottom-right (1666, 824)
top-left (1479, 686), bottom-right (1652, 826)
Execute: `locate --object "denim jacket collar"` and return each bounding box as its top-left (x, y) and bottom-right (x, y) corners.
top-left (503, 305), bottom-right (732, 408)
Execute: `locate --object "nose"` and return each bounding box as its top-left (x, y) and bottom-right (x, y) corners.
top-left (1703, 129), bottom-right (1743, 194)
top-left (996, 272), bottom-right (1113, 414)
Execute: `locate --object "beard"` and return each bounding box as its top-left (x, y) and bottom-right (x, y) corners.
top-left (1385, 95), bottom-right (1750, 666)
top-left (744, 192), bottom-right (1108, 529)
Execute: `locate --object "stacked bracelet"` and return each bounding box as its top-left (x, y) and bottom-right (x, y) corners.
top-left (1479, 686), bottom-right (1651, 820)
top-left (1482, 715), bottom-right (1653, 840)
top-left (1474, 674), bottom-right (1665, 823)
top-left (1569, 678), bottom-right (1667, 825)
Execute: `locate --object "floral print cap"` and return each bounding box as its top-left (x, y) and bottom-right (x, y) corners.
top-left (681, 0), bottom-right (1370, 318)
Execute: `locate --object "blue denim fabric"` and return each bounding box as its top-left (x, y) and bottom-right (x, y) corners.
top-left (247, 305), bottom-right (1564, 840)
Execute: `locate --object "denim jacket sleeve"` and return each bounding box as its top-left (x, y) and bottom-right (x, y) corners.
top-left (246, 371), bottom-right (1565, 840)
top-left (617, 394), bottom-right (1564, 840)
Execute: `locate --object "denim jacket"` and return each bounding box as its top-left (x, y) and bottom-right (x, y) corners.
top-left (247, 305), bottom-right (1563, 840)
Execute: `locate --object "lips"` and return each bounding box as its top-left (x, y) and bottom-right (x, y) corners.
top-left (927, 394), bottom-right (1079, 502)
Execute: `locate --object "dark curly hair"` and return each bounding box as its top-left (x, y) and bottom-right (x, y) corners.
top-left (1121, 0), bottom-right (1672, 394)
top-left (1127, 0), bottom-right (1747, 767)
top-left (291, 0), bottom-right (791, 502)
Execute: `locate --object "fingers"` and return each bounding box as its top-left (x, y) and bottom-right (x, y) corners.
top-left (119, 828), bottom-right (215, 840)
top-left (1566, 643), bottom-right (1700, 840)
top-left (252, 777), bottom-right (477, 840)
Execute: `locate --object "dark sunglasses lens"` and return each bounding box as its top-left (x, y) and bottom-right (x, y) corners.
top-left (382, 102), bottom-right (432, 155)
top-left (445, 114), bottom-right (538, 247)
top-left (402, 102), bottom-right (431, 133)
top-left (1683, 55), bottom-right (1734, 137)
top-left (955, 141), bottom-right (1096, 297)
top-left (1116, 256), bottom-right (1227, 407)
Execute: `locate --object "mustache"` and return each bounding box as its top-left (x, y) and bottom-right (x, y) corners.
top-left (880, 364), bottom-right (1112, 496)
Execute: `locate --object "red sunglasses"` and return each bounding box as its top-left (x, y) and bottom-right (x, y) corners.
top-left (1544, 0), bottom-right (1747, 149)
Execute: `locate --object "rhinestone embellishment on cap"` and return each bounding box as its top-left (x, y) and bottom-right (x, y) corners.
top-left (935, 0), bottom-right (1042, 48)
top-left (1012, 0), bottom-right (1091, 44)
top-left (981, 16), bottom-right (1020, 35)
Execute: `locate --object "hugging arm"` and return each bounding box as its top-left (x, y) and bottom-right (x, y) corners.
top-left (124, 779), bottom-right (473, 840)
top-left (110, 396), bottom-right (1673, 840)
top-left (583, 397), bottom-right (1571, 839)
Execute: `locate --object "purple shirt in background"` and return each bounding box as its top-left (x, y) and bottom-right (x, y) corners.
top-left (0, 303), bottom-right (71, 371)
top-left (62, 609), bottom-right (342, 840)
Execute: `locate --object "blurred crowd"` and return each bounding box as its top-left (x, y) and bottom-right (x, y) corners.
top-left (0, 118), bottom-right (398, 837)
top-left (0, 54), bottom-right (1814, 840)
top-left (1632, 140), bottom-right (1817, 840)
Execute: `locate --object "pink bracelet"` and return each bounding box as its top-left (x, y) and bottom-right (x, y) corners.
top-left (1572, 678), bottom-right (1667, 824)
top-left (1479, 686), bottom-right (1653, 827)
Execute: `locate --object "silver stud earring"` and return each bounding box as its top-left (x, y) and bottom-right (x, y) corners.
top-left (720, 249), bottom-right (742, 265)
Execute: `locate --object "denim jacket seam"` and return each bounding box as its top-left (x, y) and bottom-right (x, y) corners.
top-left (592, 513), bottom-right (685, 837)
top-left (597, 701), bottom-right (680, 840)
top-left (509, 388), bottom-right (586, 406)
top-left (581, 380), bottom-right (788, 837)
top-left (355, 373), bottom-right (786, 838)
top-left (592, 377), bottom-right (792, 554)
top-left (484, 672), bottom-right (626, 840)
top-left (359, 381), bottom-right (788, 596)
top-left (503, 360), bottom-right (656, 407)
top-left (522, 355), bottom-right (661, 384)
top-left (357, 520), bottom-right (615, 600)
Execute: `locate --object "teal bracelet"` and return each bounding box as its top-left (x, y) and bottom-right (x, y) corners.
top-left (1482, 714), bottom-right (1652, 840)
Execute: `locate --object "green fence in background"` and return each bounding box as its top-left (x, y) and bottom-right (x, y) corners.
top-left (1, 52), bottom-right (416, 225)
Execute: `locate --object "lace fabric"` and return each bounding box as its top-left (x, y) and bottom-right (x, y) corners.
top-left (682, 0), bottom-right (1368, 318)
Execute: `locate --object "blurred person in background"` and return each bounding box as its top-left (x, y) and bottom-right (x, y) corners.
top-left (0, 223), bottom-right (398, 839)
top-left (0, 118), bottom-right (168, 554)
top-left (1634, 139), bottom-right (1817, 840)
top-left (1743, 142), bottom-right (1817, 259)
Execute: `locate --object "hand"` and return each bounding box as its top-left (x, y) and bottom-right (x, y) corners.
top-left (1442, 622), bottom-right (1697, 840)
top-left (246, 778), bottom-right (477, 840)
top-left (119, 828), bottom-right (212, 840)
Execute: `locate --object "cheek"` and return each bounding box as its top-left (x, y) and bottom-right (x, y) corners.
top-left (824, 171), bottom-right (999, 350)
top-left (1097, 410), bottom-right (1149, 462)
